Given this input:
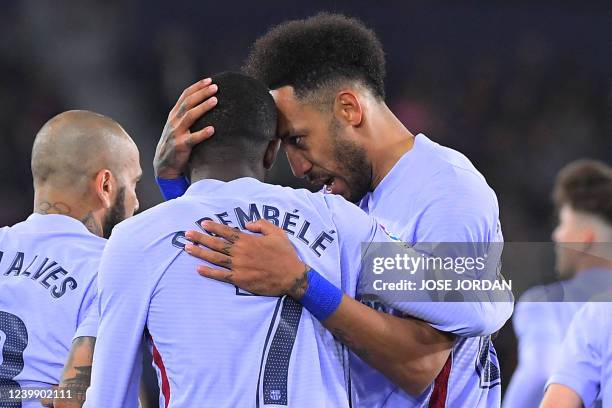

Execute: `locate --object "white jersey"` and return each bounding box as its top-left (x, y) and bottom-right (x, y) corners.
top-left (354, 134), bottom-right (514, 408)
top-left (504, 268), bottom-right (612, 408)
top-left (0, 214), bottom-right (104, 408)
top-left (84, 177), bottom-right (396, 408)
top-left (548, 299), bottom-right (612, 407)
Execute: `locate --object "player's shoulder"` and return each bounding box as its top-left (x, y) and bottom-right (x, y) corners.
top-left (257, 181), bottom-right (355, 219)
top-left (110, 200), bottom-right (180, 238)
top-left (416, 135), bottom-right (495, 199)
top-left (513, 285), bottom-right (564, 335)
top-left (519, 283), bottom-right (564, 302)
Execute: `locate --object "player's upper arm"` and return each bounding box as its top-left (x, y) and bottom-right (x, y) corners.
top-left (540, 384), bottom-right (584, 408)
top-left (546, 303), bottom-right (603, 408)
top-left (403, 175), bottom-right (513, 335)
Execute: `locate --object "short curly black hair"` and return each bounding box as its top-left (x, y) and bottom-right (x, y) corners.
top-left (189, 71), bottom-right (277, 168)
top-left (553, 159), bottom-right (612, 225)
top-left (243, 12), bottom-right (386, 100)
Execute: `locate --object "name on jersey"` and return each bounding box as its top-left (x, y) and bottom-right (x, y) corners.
top-left (171, 203), bottom-right (335, 257)
top-left (0, 250), bottom-right (77, 298)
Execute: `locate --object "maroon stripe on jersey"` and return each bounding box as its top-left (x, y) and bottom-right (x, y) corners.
top-left (428, 354), bottom-right (452, 408)
top-left (152, 341), bottom-right (171, 408)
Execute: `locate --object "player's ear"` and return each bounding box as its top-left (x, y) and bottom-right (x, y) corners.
top-left (263, 139), bottom-right (281, 170)
top-left (94, 169), bottom-right (114, 209)
top-left (333, 90), bottom-right (363, 127)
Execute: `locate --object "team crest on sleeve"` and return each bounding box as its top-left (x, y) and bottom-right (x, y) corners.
top-left (380, 224), bottom-right (400, 241)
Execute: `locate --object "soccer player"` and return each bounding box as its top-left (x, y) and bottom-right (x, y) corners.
top-left (504, 159), bottom-right (612, 408)
top-left (155, 13), bottom-right (514, 408)
top-left (540, 300), bottom-right (612, 408)
top-left (84, 72), bottom-right (461, 408)
top-left (0, 110), bottom-right (141, 408)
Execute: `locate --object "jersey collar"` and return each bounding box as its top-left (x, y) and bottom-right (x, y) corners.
top-left (184, 177), bottom-right (261, 197)
top-left (361, 133), bottom-right (431, 212)
top-left (26, 213), bottom-right (94, 235)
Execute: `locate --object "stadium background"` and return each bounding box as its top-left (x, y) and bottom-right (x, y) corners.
top-left (1, 0), bottom-right (611, 404)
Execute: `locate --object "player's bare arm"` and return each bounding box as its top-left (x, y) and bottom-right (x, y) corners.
top-left (53, 336), bottom-right (96, 408)
top-left (153, 78), bottom-right (218, 179)
top-left (539, 384), bottom-right (584, 408)
top-left (185, 219), bottom-right (454, 396)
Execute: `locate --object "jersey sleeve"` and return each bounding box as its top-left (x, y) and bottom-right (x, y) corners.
top-left (73, 292), bottom-right (99, 339)
top-left (83, 225), bottom-right (151, 408)
top-left (389, 178), bottom-right (513, 336)
top-left (547, 303), bottom-right (602, 408)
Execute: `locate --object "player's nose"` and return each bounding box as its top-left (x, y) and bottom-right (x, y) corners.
top-left (285, 149), bottom-right (313, 178)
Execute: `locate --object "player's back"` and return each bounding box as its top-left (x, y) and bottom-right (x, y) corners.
top-left (92, 177), bottom-right (374, 408)
top-left (0, 214), bottom-right (104, 407)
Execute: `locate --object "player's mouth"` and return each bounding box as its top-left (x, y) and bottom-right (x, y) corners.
top-left (324, 177), bottom-right (337, 194)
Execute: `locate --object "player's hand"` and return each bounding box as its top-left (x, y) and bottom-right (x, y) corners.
top-left (154, 78), bottom-right (218, 179)
top-left (184, 219), bottom-right (310, 299)
top-left (39, 385), bottom-right (58, 407)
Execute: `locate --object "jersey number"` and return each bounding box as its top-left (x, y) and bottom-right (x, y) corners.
top-left (257, 296), bottom-right (302, 406)
top-left (0, 312), bottom-right (28, 408)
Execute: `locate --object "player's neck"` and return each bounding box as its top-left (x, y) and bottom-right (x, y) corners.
top-left (574, 255), bottom-right (612, 275)
top-left (190, 164), bottom-right (265, 184)
top-left (33, 190), bottom-right (104, 237)
top-left (366, 104), bottom-right (416, 190)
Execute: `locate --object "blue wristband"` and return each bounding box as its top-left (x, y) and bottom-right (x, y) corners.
top-left (156, 176), bottom-right (190, 201)
top-left (299, 269), bottom-right (343, 321)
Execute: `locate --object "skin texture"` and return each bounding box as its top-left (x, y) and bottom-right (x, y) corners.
top-left (272, 85), bottom-right (414, 203)
top-left (154, 78), bottom-right (217, 179)
top-left (52, 337), bottom-right (96, 408)
top-left (552, 204), bottom-right (612, 279)
top-left (32, 110), bottom-right (142, 238)
top-left (539, 384), bottom-right (584, 408)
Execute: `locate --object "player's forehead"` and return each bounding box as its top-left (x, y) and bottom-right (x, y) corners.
top-left (271, 86), bottom-right (322, 138)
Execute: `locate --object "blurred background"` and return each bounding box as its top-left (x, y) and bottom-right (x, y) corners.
top-left (1, 0), bottom-right (611, 404)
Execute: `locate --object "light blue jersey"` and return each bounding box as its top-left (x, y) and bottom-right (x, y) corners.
top-left (0, 214), bottom-right (104, 408)
top-left (84, 178), bottom-right (400, 408)
top-left (353, 134), bottom-right (514, 408)
top-left (547, 299), bottom-right (612, 407)
top-left (504, 268), bottom-right (612, 408)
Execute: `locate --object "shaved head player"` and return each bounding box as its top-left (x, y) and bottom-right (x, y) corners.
top-left (0, 110), bottom-right (141, 407)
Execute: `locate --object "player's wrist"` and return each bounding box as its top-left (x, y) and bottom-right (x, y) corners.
top-left (297, 267), bottom-right (343, 321)
top-left (156, 175), bottom-right (190, 201)
top-left (286, 262), bottom-right (310, 300)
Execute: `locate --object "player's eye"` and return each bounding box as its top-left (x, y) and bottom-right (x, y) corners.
top-left (288, 135), bottom-right (304, 147)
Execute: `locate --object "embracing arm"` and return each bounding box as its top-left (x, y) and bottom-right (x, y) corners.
top-left (320, 294), bottom-right (453, 395)
top-left (184, 220), bottom-right (453, 396)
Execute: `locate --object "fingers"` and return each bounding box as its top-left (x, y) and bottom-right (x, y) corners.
top-left (178, 95), bottom-right (218, 129)
top-left (185, 243), bottom-right (232, 268)
top-left (201, 221), bottom-right (242, 243)
top-left (197, 265), bottom-right (235, 284)
top-left (245, 219), bottom-right (282, 236)
top-left (187, 126), bottom-right (215, 147)
top-left (185, 230), bottom-right (232, 255)
top-left (172, 78), bottom-right (212, 116)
